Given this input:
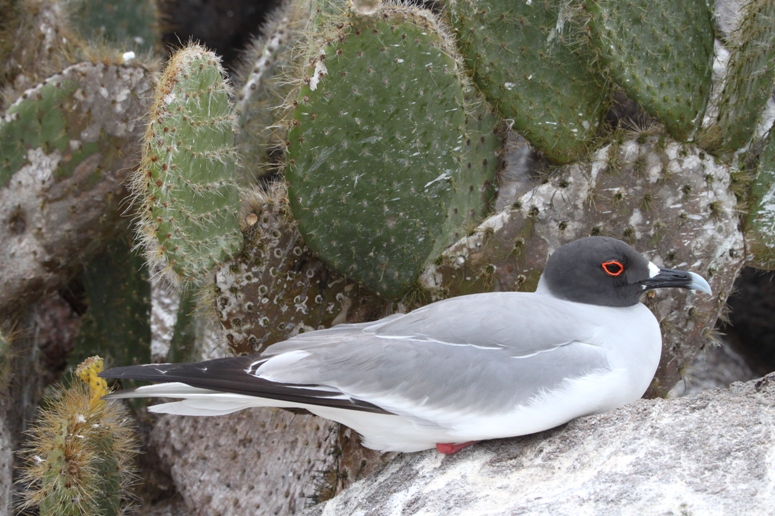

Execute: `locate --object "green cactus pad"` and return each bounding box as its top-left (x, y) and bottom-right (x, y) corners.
top-left (1, 63), bottom-right (151, 188)
top-left (745, 130), bottom-right (775, 269)
top-left (444, 90), bottom-right (501, 257)
top-left (137, 43), bottom-right (242, 284)
top-left (286, 7), bottom-right (499, 299)
top-left (585, 0), bottom-right (714, 141)
top-left (703, 0), bottom-right (775, 154)
top-left (449, 0), bottom-right (607, 164)
top-left (165, 286), bottom-right (199, 363)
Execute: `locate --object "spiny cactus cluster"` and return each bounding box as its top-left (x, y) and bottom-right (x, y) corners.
top-left (1, 0), bottom-right (774, 510)
top-left (203, 0), bottom-right (774, 396)
top-left (17, 356), bottom-right (139, 515)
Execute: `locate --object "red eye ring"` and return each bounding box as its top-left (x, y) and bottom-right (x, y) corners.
top-left (602, 260), bottom-right (624, 277)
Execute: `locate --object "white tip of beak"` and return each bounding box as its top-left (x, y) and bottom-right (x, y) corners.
top-left (688, 271), bottom-right (712, 295)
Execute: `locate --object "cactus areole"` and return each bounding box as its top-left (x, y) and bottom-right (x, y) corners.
top-left (286, 8), bottom-right (498, 300)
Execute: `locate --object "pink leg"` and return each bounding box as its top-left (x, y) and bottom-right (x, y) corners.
top-left (435, 441), bottom-right (478, 454)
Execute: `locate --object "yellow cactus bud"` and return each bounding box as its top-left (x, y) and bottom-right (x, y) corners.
top-left (75, 355), bottom-right (110, 408)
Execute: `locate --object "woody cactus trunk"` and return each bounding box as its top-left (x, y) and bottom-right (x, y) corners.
top-left (1, 0), bottom-right (774, 511)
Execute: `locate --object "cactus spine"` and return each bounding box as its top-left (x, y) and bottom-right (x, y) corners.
top-left (235, 0), bottom-right (309, 179)
top-left (136, 43), bottom-right (243, 284)
top-left (64, 0), bottom-right (160, 53)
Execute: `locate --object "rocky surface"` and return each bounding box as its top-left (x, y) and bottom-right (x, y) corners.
top-left (134, 354), bottom-right (765, 515)
top-left (307, 374), bottom-right (775, 515)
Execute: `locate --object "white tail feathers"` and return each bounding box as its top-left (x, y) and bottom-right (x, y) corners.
top-left (107, 382), bottom-right (324, 416)
top-left (105, 381), bottom-right (443, 451)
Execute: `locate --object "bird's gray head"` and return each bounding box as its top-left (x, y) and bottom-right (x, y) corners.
top-left (538, 236), bottom-right (712, 307)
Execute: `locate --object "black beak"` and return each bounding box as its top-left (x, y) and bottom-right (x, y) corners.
top-left (639, 267), bottom-right (712, 294)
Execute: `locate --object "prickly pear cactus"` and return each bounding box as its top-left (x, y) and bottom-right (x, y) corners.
top-left (449, 0), bottom-right (607, 164)
top-left (0, 62), bottom-right (153, 315)
top-left (17, 357), bottom-right (139, 515)
top-left (2, 76), bottom-right (91, 185)
top-left (136, 43), bottom-right (242, 284)
top-left (0, 1), bottom-right (75, 98)
top-left (2, 0), bottom-right (775, 511)
top-left (286, 5), bottom-right (501, 299)
top-left (585, 0), bottom-right (714, 141)
top-left (702, 0), bottom-right (775, 154)
top-left (70, 229), bottom-right (152, 370)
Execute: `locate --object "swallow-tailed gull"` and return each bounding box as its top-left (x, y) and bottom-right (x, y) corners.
top-left (101, 236), bottom-right (711, 454)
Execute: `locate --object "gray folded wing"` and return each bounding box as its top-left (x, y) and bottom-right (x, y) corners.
top-left (255, 292), bottom-right (611, 419)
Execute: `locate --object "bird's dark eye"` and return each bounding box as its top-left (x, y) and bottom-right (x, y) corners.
top-left (602, 260), bottom-right (624, 277)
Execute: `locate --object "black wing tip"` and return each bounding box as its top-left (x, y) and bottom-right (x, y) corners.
top-left (99, 358), bottom-right (392, 415)
top-left (99, 363), bottom-right (177, 380)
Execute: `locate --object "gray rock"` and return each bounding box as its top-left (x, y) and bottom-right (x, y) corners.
top-left (149, 409), bottom-right (340, 515)
top-left (669, 339), bottom-right (758, 397)
top-left (147, 407), bottom-right (390, 515)
top-left (307, 374), bottom-right (775, 516)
